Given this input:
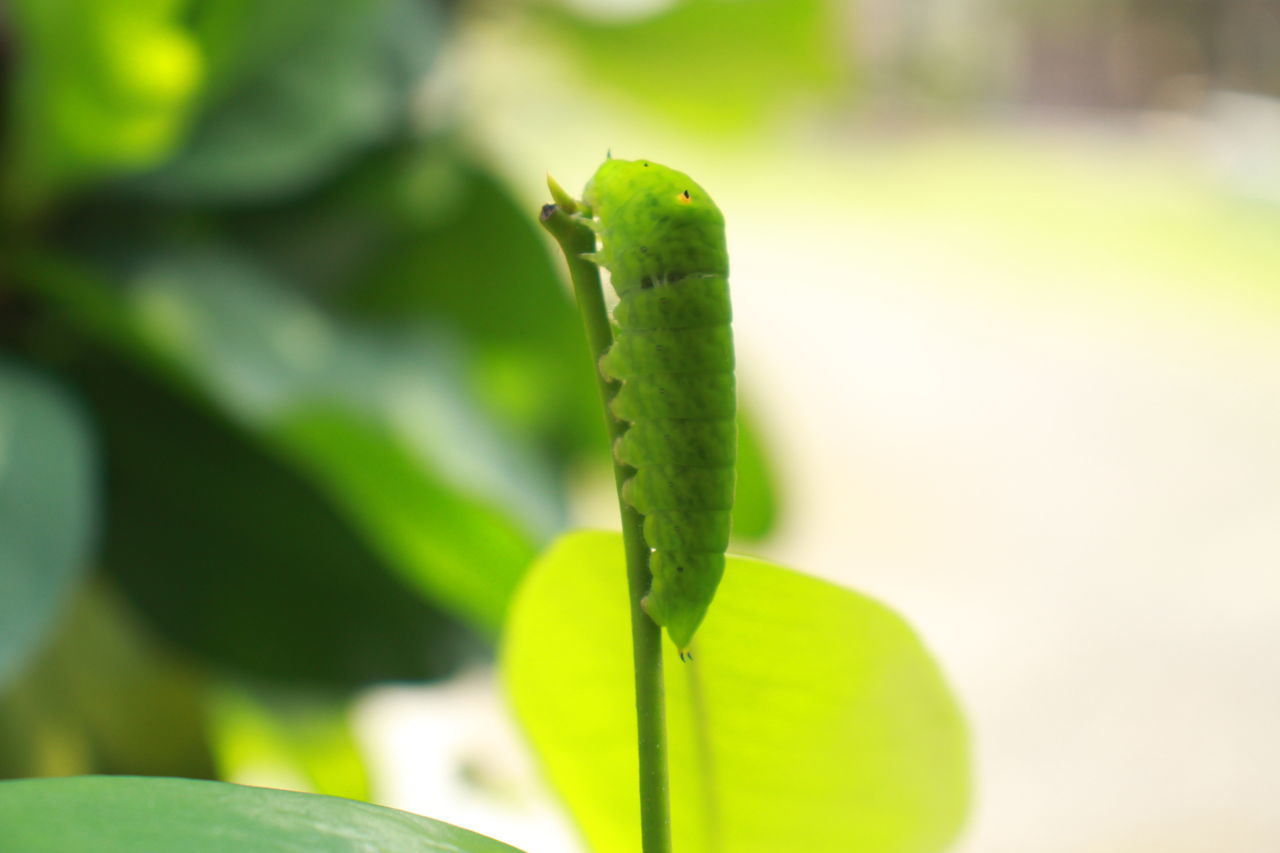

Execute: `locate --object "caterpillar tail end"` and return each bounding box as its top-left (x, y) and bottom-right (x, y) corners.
top-left (641, 587), bottom-right (703, 662)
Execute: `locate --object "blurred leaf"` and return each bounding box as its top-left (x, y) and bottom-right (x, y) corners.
top-left (344, 155), bottom-right (604, 462)
top-left (503, 531), bottom-right (970, 853)
top-left (0, 361), bottom-right (95, 688)
top-left (122, 245), bottom-right (554, 626)
top-left (218, 144), bottom-right (605, 464)
top-left (209, 683), bottom-right (370, 801)
top-left (275, 407), bottom-right (534, 630)
top-left (0, 776), bottom-right (525, 852)
top-left (131, 0), bottom-right (441, 203)
top-left (731, 400), bottom-right (780, 540)
top-left (0, 582), bottom-right (215, 780)
top-left (536, 0), bottom-right (848, 129)
top-left (18, 241), bottom-right (554, 631)
top-left (72, 351), bottom-right (479, 687)
top-left (4, 0), bottom-right (202, 210)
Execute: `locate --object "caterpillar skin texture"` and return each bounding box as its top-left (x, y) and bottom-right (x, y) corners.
top-left (583, 158), bottom-right (735, 654)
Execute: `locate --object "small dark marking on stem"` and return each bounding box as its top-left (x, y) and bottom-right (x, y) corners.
top-left (540, 203), bottom-right (557, 222)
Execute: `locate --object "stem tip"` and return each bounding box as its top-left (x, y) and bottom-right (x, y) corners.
top-left (546, 172), bottom-right (578, 213)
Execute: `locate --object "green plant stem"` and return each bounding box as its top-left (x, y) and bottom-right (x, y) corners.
top-left (540, 202), bottom-right (673, 853)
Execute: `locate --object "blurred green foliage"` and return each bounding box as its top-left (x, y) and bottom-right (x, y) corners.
top-left (0, 0), bottom-right (787, 790)
top-left (0, 362), bottom-right (95, 687)
top-left (132, 0), bottom-right (439, 203)
top-left (80, 352), bottom-right (479, 685)
top-left (731, 403), bottom-right (777, 540)
top-left (532, 0), bottom-right (849, 129)
top-left (5, 0), bottom-right (202, 209)
top-left (5, 0), bottom-right (1255, 842)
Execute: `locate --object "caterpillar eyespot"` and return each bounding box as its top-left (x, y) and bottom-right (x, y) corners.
top-left (582, 157), bottom-right (734, 656)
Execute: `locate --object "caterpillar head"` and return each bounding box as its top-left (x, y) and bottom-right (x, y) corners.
top-left (583, 158), bottom-right (728, 292)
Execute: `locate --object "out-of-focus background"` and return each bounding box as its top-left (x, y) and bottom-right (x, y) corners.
top-left (1, 1), bottom-right (1277, 851)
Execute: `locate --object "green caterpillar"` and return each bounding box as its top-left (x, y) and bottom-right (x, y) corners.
top-left (580, 158), bottom-right (735, 657)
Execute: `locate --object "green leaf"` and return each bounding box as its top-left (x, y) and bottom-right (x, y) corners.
top-left (222, 145), bottom-right (604, 464)
top-left (346, 158), bottom-right (604, 461)
top-left (0, 776), bottom-right (524, 852)
top-left (274, 407), bottom-right (536, 630)
top-left (119, 244), bottom-right (552, 627)
top-left (731, 400), bottom-right (780, 541)
top-left (4, 0), bottom-right (202, 210)
top-left (503, 531), bottom-right (969, 853)
top-left (19, 240), bottom-right (552, 632)
top-left (536, 0), bottom-right (848, 130)
top-left (131, 0), bottom-right (441, 203)
top-left (73, 353), bottom-right (479, 687)
top-left (0, 361), bottom-right (96, 688)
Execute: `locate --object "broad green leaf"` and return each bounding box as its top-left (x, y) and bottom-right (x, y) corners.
top-left (535, 0), bottom-right (848, 129)
top-left (503, 531), bottom-right (969, 853)
top-left (4, 0), bottom-right (202, 210)
top-left (132, 0), bottom-right (440, 203)
top-left (119, 245), bottom-right (553, 627)
top-left (74, 353), bottom-right (479, 686)
top-left (18, 240), bottom-right (552, 632)
top-left (274, 407), bottom-right (535, 629)
top-left (0, 362), bottom-right (95, 688)
top-left (0, 776), bottom-right (524, 852)
top-left (0, 582), bottom-right (215, 781)
top-left (119, 245), bottom-right (563, 540)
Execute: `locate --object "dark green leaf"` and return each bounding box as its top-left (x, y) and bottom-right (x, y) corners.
top-left (0, 776), bottom-right (524, 852)
top-left (273, 406), bottom-right (536, 630)
top-left (18, 241), bottom-right (552, 631)
top-left (72, 352), bottom-right (478, 687)
top-left (118, 244), bottom-right (553, 626)
top-left (228, 146), bottom-right (604, 463)
top-left (0, 361), bottom-right (96, 687)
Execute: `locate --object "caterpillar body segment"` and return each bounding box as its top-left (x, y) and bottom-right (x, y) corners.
top-left (582, 158), bottom-right (736, 654)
